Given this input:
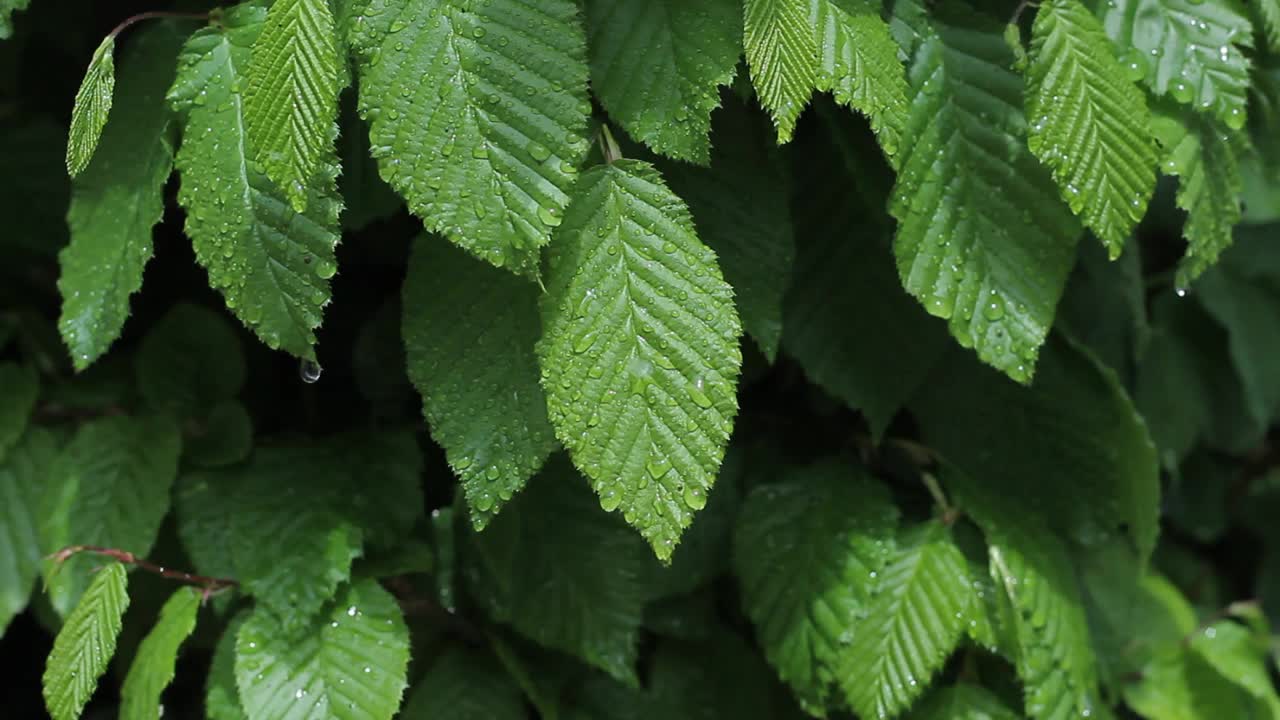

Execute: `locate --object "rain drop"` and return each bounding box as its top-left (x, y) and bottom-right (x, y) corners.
top-left (300, 360), bottom-right (323, 384)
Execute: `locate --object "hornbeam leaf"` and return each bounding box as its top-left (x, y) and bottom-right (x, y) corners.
top-left (538, 159), bottom-right (742, 559)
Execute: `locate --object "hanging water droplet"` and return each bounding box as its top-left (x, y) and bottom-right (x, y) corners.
top-left (300, 360), bottom-right (323, 384)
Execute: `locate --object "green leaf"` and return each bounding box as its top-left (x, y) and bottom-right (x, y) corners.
top-left (207, 614), bottom-right (248, 720)
top-left (1124, 646), bottom-right (1260, 720)
top-left (235, 578), bottom-right (411, 720)
top-left (744, 0), bottom-right (817, 142)
top-left (348, 0), bottom-right (592, 276)
top-left (44, 415), bottom-right (182, 616)
top-left (584, 0), bottom-right (742, 164)
top-left (0, 0), bottom-right (31, 39)
top-left (58, 25), bottom-right (184, 370)
top-left (1097, 0), bottom-right (1253, 127)
top-left (183, 433), bottom-right (422, 626)
top-left (912, 336), bottom-right (1161, 563)
top-left (0, 428), bottom-right (57, 634)
top-left (1189, 620), bottom-right (1280, 712)
top-left (1150, 106), bottom-right (1245, 288)
top-left (66, 35), bottom-right (115, 177)
top-left (1025, 0), bottom-right (1157, 254)
top-left (465, 457), bottom-right (653, 685)
top-left (538, 159), bottom-right (742, 559)
top-left (649, 630), bottom-right (798, 719)
top-left (184, 400), bottom-right (254, 468)
top-left (664, 95), bottom-right (795, 361)
top-left (42, 562), bottom-right (129, 720)
top-left (0, 362), bottom-right (38, 459)
top-left (120, 587), bottom-right (202, 720)
top-left (910, 684), bottom-right (1023, 720)
top-left (838, 522), bottom-right (975, 720)
top-left (732, 461), bottom-right (898, 713)
top-left (244, 0), bottom-right (342, 211)
top-left (813, 0), bottom-right (909, 155)
top-left (135, 303), bottom-right (246, 417)
top-left (1196, 263), bottom-right (1280, 430)
top-left (949, 473), bottom-right (1105, 720)
top-left (890, 4), bottom-right (1081, 383)
top-left (401, 646), bottom-right (528, 719)
top-left (169, 3), bottom-right (342, 360)
top-left (403, 235), bottom-right (557, 529)
top-left (1253, 0), bottom-right (1280, 52)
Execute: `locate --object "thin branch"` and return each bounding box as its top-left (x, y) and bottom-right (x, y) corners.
top-left (107, 10), bottom-right (208, 41)
top-left (921, 471), bottom-right (961, 525)
top-left (599, 124), bottom-right (623, 164)
top-left (48, 545), bottom-right (237, 601)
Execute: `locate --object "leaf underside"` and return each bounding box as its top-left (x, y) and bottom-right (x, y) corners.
top-left (66, 35), bottom-right (116, 177)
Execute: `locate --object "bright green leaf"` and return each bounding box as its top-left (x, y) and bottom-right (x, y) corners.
top-left (44, 415), bottom-right (182, 616)
top-left (584, 0), bottom-right (741, 164)
top-left (537, 159), bottom-right (743, 559)
top-left (169, 2), bottom-right (342, 360)
top-left (1189, 620), bottom-right (1280, 713)
top-left (838, 522), bottom-right (975, 720)
top-left (120, 587), bottom-right (202, 720)
top-left (466, 458), bottom-right (653, 685)
top-left (235, 578), bottom-right (410, 720)
top-left (1150, 106), bottom-right (1245, 288)
top-left (1124, 645), bottom-right (1260, 720)
top-left (207, 614), bottom-right (248, 720)
top-left (1026, 0), bottom-right (1157, 254)
top-left (1097, 0), bottom-right (1253, 127)
top-left (42, 562), bottom-right (129, 720)
top-left (814, 0), bottom-right (909, 155)
top-left (348, 0), bottom-right (592, 276)
top-left (890, 4), bottom-right (1081, 383)
top-left (135, 302), bottom-right (246, 417)
top-left (244, 0), bottom-right (342, 211)
top-left (403, 235), bottom-right (557, 529)
top-left (664, 95), bottom-right (795, 361)
top-left (0, 428), bottom-right (57, 634)
top-left (733, 461), bottom-right (898, 713)
top-left (401, 646), bottom-right (528, 719)
top-left (66, 35), bottom-right (115, 177)
top-left (58, 25), bottom-right (184, 369)
top-left (744, 0), bottom-right (815, 142)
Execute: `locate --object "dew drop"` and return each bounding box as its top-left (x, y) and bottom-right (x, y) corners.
top-left (300, 360), bottom-right (323, 384)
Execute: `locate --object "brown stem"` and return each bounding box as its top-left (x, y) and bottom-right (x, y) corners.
top-left (49, 545), bottom-right (237, 601)
top-left (108, 10), bottom-right (208, 40)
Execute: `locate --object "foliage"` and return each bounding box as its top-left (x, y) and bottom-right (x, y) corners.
top-left (2, 0), bottom-right (1280, 717)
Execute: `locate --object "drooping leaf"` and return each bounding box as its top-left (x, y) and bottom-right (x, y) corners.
top-left (664, 94), bottom-right (795, 361)
top-left (403, 235), bottom-right (557, 529)
top-left (1097, 0), bottom-right (1254, 128)
top-left (1150, 106), bottom-right (1245, 288)
top-left (584, 0), bottom-right (742, 164)
top-left (538, 159), bottom-right (742, 559)
top-left (0, 428), bottom-right (57, 634)
top-left (400, 646), bottom-right (528, 720)
top-left (169, 3), bottom-right (342, 360)
top-left (838, 522), bottom-right (976, 720)
top-left (813, 0), bottom-right (909, 155)
top-left (948, 472), bottom-right (1106, 720)
top-left (465, 458), bottom-right (653, 684)
top-left (744, 0), bottom-right (817, 142)
top-left (244, 0), bottom-right (342, 211)
top-left (42, 562), bottom-right (129, 720)
top-left (890, 3), bottom-right (1082, 383)
top-left (0, 362), bottom-right (37, 459)
top-left (181, 432), bottom-right (422, 626)
top-left (66, 35), bottom-right (115, 177)
top-left (910, 684), bottom-right (1023, 720)
top-left (120, 587), bottom-right (202, 720)
top-left (44, 414), bottom-right (182, 616)
top-left (912, 336), bottom-right (1161, 563)
top-left (235, 579), bottom-right (411, 720)
top-left (1025, 0), bottom-right (1157, 254)
top-left (348, 0), bottom-right (592, 276)
top-left (134, 303), bottom-right (246, 417)
top-left (732, 461), bottom-right (898, 713)
top-left (1189, 620), bottom-right (1280, 713)
top-left (206, 614), bottom-right (248, 720)
top-left (58, 24), bottom-right (184, 369)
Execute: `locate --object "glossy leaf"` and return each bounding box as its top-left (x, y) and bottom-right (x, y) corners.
top-left (66, 35), bottom-right (115, 177)
top-left (120, 587), bottom-right (201, 720)
top-left (42, 563), bottom-right (129, 720)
